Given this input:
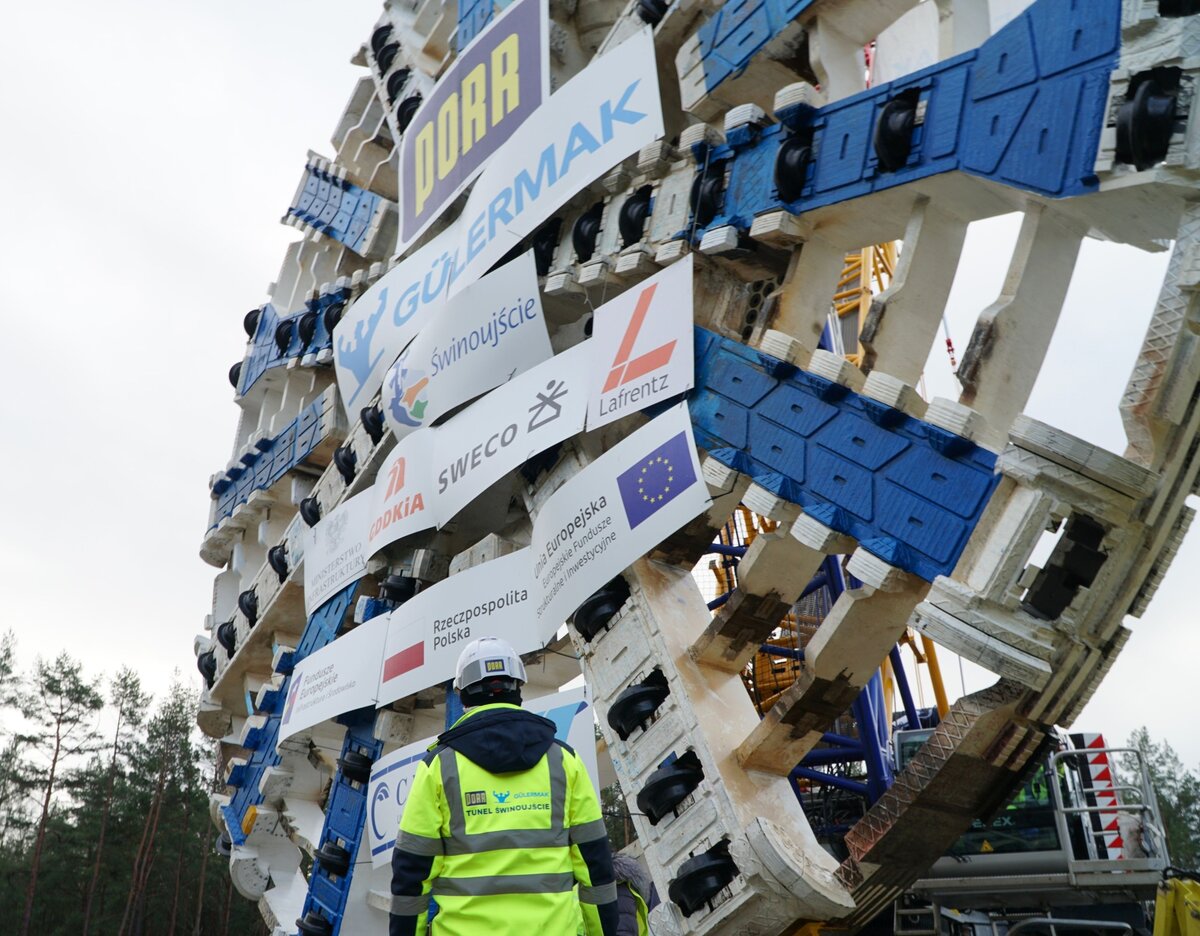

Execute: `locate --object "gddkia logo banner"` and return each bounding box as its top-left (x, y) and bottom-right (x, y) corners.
top-left (366, 431), bottom-right (435, 556)
top-left (381, 251), bottom-right (552, 442)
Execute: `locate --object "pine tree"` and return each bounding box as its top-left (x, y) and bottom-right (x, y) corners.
top-left (82, 667), bottom-right (150, 936)
top-left (119, 679), bottom-right (202, 936)
top-left (18, 652), bottom-right (104, 936)
top-left (1124, 727), bottom-right (1200, 868)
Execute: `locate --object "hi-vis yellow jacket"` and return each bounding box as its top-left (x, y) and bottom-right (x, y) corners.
top-left (390, 703), bottom-right (619, 936)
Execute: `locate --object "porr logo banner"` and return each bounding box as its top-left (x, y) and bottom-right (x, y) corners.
top-left (381, 251), bottom-right (553, 441)
top-left (586, 255), bottom-right (695, 430)
top-left (398, 0), bottom-right (549, 253)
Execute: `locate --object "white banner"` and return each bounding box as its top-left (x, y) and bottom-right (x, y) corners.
top-left (586, 255), bottom-right (695, 430)
top-left (446, 28), bottom-right (663, 293)
top-left (377, 549), bottom-right (552, 707)
top-left (532, 402), bottom-right (709, 629)
top-left (381, 252), bottom-right (553, 440)
top-left (302, 489), bottom-right (373, 616)
top-left (278, 613), bottom-right (388, 742)
top-left (366, 431), bottom-right (437, 557)
top-left (366, 735), bottom-right (433, 867)
top-left (331, 223), bottom-right (464, 420)
top-left (430, 342), bottom-right (590, 526)
top-left (365, 685), bottom-right (596, 867)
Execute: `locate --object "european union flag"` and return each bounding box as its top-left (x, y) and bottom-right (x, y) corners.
top-left (616, 431), bottom-right (698, 529)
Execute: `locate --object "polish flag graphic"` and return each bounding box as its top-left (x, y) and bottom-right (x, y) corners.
top-left (383, 641), bottom-right (425, 682)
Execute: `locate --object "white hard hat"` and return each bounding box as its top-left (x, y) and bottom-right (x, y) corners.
top-left (453, 636), bottom-right (527, 692)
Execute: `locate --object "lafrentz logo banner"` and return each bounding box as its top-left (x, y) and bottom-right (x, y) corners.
top-left (278, 612), bottom-right (388, 742)
top-left (376, 549), bottom-right (551, 708)
top-left (586, 255), bottom-right (694, 430)
top-left (332, 223), bottom-right (463, 420)
top-left (302, 489), bottom-right (373, 616)
top-left (531, 402), bottom-right (709, 629)
top-left (397, 0), bottom-right (548, 253)
top-left (366, 685), bottom-right (596, 867)
top-left (430, 342), bottom-right (590, 525)
top-left (366, 431), bottom-right (436, 557)
top-left (446, 28), bottom-right (663, 294)
top-left (381, 252), bottom-right (552, 441)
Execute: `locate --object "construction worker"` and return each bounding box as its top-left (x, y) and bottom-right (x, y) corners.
top-left (390, 636), bottom-right (619, 936)
top-left (612, 853), bottom-right (658, 936)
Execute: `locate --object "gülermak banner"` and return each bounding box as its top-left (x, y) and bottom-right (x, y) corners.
top-left (397, 0), bottom-right (549, 252)
top-left (302, 489), bottom-right (373, 616)
top-left (429, 341), bottom-right (590, 526)
top-left (376, 549), bottom-right (550, 708)
top-left (333, 28), bottom-right (662, 417)
top-left (278, 611), bottom-right (389, 742)
top-left (586, 254), bottom-right (695, 430)
top-left (446, 27), bottom-right (663, 293)
top-left (381, 251), bottom-right (553, 441)
top-left (332, 222), bottom-right (463, 421)
top-left (366, 685), bottom-right (597, 867)
top-left (532, 402), bottom-right (710, 629)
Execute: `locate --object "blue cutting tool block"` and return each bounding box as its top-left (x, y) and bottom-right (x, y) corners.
top-left (688, 0), bottom-right (1121, 242)
top-left (688, 327), bottom-right (999, 582)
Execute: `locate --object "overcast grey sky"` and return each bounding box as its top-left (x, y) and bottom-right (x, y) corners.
top-left (0, 1), bottom-right (1194, 765)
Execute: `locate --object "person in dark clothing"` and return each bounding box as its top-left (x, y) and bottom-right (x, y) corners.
top-left (611, 853), bottom-right (658, 936)
top-left (389, 636), bottom-right (619, 936)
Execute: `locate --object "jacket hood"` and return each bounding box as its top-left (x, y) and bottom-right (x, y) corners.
top-left (438, 705), bottom-right (557, 773)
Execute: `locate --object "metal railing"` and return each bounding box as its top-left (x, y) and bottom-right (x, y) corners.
top-left (1049, 747), bottom-right (1169, 879)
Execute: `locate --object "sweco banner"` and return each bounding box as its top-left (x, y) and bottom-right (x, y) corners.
top-left (531, 402), bottom-right (710, 629)
top-left (365, 431), bottom-right (436, 557)
top-left (380, 251), bottom-right (552, 442)
top-left (278, 611), bottom-right (389, 743)
top-left (302, 489), bottom-right (373, 616)
top-left (365, 685), bottom-right (597, 867)
top-left (376, 548), bottom-right (550, 708)
top-left (333, 28), bottom-right (662, 418)
top-left (586, 254), bottom-right (695, 430)
top-left (429, 341), bottom-right (590, 526)
top-left (397, 0), bottom-right (549, 252)
top-left (446, 27), bottom-right (663, 293)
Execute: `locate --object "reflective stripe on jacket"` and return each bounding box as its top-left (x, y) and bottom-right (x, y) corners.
top-left (390, 703), bottom-right (618, 936)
